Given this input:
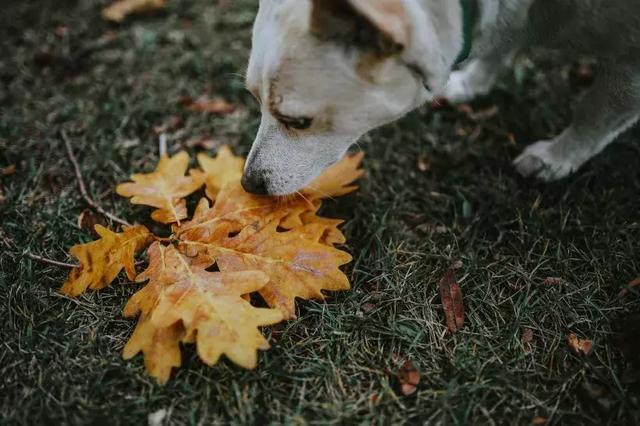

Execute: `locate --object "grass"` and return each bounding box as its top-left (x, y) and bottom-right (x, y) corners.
top-left (1, 0), bottom-right (639, 424)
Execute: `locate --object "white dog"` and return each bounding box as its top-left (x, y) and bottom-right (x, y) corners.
top-left (241, 0), bottom-right (640, 195)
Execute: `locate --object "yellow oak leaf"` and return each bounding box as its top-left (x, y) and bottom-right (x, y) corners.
top-left (197, 146), bottom-right (245, 201)
top-left (177, 218), bottom-right (352, 319)
top-left (123, 314), bottom-right (184, 384)
top-left (305, 152), bottom-right (365, 199)
top-left (60, 224), bottom-right (153, 297)
top-left (116, 151), bottom-right (204, 224)
top-left (122, 243), bottom-right (283, 382)
top-left (102, 0), bottom-right (167, 23)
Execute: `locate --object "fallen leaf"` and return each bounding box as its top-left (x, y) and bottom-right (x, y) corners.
top-left (522, 327), bottom-right (534, 344)
top-left (304, 152), bottom-right (365, 199)
top-left (397, 360), bottom-right (420, 396)
top-left (117, 151), bottom-right (205, 224)
top-left (531, 416), bottom-right (547, 425)
top-left (77, 209), bottom-right (107, 236)
top-left (102, 0), bottom-right (166, 23)
top-left (176, 204), bottom-right (352, 319)
top-left (1, 164), bottom-right (16, 176)
top-left (123, 243), bottom-right (283, 382)
top-left (617, 277), bottom-right (640, 298)
top-left (60, 225), bottom-right (153, 297)
top-left (438, 261), bottom-right (464, 333)
top-left (61, 146), bottom-right (364, 382)
top-left (181, 95), bottom-right (236, 116)
top-left (567, 333), bottom-right (594, 355)
top-left (197, 146), bottom-right (244, 201)
top-left (543, 277), bottom-right (564, 286)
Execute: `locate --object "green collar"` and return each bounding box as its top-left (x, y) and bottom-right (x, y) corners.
top-left (455, 0), bottom-right (478, 64)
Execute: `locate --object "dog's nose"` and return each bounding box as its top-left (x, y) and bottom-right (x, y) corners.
top-left (241, 171), bottom-right (270, 195)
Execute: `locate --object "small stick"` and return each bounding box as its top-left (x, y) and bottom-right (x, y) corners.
top-left (61, 130), bottom-right (131, 227)
top-left (24, 252), bottom-right (78, 268)
top-left (159, 133), bottom-right (168, 157)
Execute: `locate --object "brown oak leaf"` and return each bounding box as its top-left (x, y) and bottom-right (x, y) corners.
top-left (438, 261), bottom-right (464, 333)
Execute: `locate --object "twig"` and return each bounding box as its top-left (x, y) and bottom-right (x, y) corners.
top-left (24, 252), bottom-right (78, 268)
top-left (61, 130), bottom-right (131, 227)
top-left (159, 133), bottom-right (168, 157)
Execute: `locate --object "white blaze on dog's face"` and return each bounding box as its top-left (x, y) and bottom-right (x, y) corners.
top-left (243, 0), bottom-right (431, 195)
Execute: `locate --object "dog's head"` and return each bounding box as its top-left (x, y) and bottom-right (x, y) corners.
top-left (243, 0), bottom-right (450, 195)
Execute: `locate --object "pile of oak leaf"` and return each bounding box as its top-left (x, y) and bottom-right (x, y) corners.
top-left (60, 146), bottom-right (363, 383)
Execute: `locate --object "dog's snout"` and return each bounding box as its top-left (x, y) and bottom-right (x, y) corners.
top-left (241, 170), bottom-right (270, 195)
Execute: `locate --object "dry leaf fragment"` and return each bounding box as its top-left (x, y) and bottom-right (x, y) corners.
top-left (543, 277), bottom-right (564, 286)
top-left (531, 416), bottom-right (548, 425)
top-left (617, 277), bottom-right (640, 298)
top-left (181, 96), bottom-right (236, 116)
top-left (123, 243), bottom-right (283, 382)
top-left (102, 0), bottom-right (167, 23)
top-left (77, 209), bottom-right (107, 236)
top-left (567, 333), bottom-right (594, 355)
top-left (438, 261), bottom-right (464, 333)
top-left (60, 225), bottom-right (152, 296)
top-left (116, 151), bottom-right (204, 224)
top-left (1, 164), bottom-right (16, 176)
top-left (197, 146), bottom-right (244, 201)
top-left (397, 360), bottom-right (421, 396)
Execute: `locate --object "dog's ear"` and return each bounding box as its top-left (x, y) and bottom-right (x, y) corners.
top-left (310, 0), bottom-right (410, 56)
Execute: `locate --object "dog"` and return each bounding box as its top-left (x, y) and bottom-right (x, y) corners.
top-left (241, 0), bottom-right (640, 196)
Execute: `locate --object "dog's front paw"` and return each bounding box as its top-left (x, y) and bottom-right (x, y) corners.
top-left (442, 70), bottom-right (478, 103)
top-left (513, 140), bottom-right (579, 181)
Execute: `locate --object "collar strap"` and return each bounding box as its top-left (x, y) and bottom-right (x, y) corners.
top-left (455, 0), bottom-right (478, 64)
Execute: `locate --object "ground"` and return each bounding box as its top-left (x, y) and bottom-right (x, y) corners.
top-left (1, 1), bottom-right (639, 425)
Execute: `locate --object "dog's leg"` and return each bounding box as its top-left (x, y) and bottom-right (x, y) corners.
top-left (514, 65), bottom-right (640, 181)
top-left (443, 56), bottom-right (507, 103)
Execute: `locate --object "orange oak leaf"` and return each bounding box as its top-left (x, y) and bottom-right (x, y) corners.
top-left (102, 0), bottom-right (166, 23)
top-left (122, 243), bottom-right (283, 382)
top-left (197, 146), bottom-right (244, 201)
top-left (116, 151), bottom-right (204, 224)
top-left (60, 224), bottom-right (153, 297)
top-left (177, 218), bottom-right (352, 319)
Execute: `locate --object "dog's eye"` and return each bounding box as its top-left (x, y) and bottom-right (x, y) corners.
top-left (278, 115), bottom-right (313, 130)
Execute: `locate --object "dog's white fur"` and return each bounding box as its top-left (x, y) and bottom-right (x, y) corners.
top-left (243, 0), bottom-right (640, 195)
